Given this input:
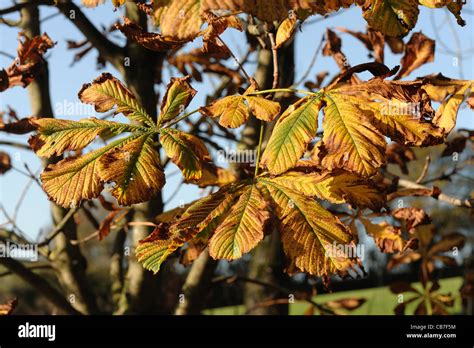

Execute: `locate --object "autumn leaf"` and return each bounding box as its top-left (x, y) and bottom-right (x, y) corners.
top-left (159, 128), bottom-right (211, 181)
top-left (361, 218), bottom-right (416, 253)
top-left (136, 223), bottom-right (182, 274)
top-left (152, 0), bottom-right (202, 40)
top-left (361, 0), bottom-right (419, 37)
top-left (261, 96), bottom-right (322, 175)
top-left (209, 185), bottom-right (269, 260)
top-left (422, 74), bottom-right (473, 133)
top-left (268, 170), bottom-right (385, 210)
top-left (30, 118), bottom-right (139, 158)
top-left (395, 32), bottom-right (435, 80)
top-left (159, 76), bottom-right (197, 124)
top-left (259, 178), bottom-right (358, 277)
top-left (0, 33), bottom-right (54, 92)
top-left (275, 16), bottom-right (297, 49)
top-left (116, 17), bottom-right (189, 52)
top-left (200, 89), bottom-right (281, 128)
top-left (0, 151), bottom-right (12, 175)
top-left (79, 73), bottom-right (156, 127)
top-left (0, 298), bottom-right (18, 315)
top-left (318, 91), bottom-right (386, 177)
top-left (40, 134), bottom-right (136, 208)
top-left (98, 133), bottom-right (165, 205)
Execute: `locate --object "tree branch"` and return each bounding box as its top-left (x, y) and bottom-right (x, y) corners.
top-left (398, 179), bottom-right (474, 208)
top-left (0, 257), bottom-right (80, 315)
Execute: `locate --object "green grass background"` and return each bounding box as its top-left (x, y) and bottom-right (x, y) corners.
top-left (205, 277), bottom-right (463, 315)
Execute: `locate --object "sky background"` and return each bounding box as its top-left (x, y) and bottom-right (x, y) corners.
top-left (0, 1), bottom-right (473, 240)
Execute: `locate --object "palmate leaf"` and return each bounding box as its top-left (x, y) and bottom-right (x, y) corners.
top-left (260, 96), bottom-right (322, 175)
top-left (33, 73), bottom-right (207, 207)
top-left (258, 178), bottom-right (357, 277)
top-left (79, 73), bottom-right (156, 127)
top-left (209, 185), bottom-right (270, 260)
top-left (159, 128), bottom-right (211, 181)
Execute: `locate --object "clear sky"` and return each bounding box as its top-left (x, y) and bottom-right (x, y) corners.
top-left (0, 1), bottom-right (473, 240)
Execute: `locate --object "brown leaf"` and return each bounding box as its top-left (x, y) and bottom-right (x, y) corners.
top-left (390, 281), bottom-right (419, 294)
top-left (323, 29), bottom-right (350, 73)
top-left (388, 186), bottom-right (441, 201)
top-left (0, 152), bottom-right (12, 175)
top-left (337, 27), bottom-right (385, 63)
top-left (362, 218), bottom-right (417, 253)
top-left (325, 297), bottom-right (366, 311)
top-left (202, 12), bottom-right (243, 54)
top-left (116, 17), bottom-right (189, 51)
top-left (386, 143), bottom-right (416, 175)
top-left (428, 232), bottom-right (465, 257)
top-left (441, 136), bottom-right (467, 157)
top-left (392, 207), bottom-right (430, 233)
top-left (0, 117), bottom-right (37, 135)
top-left (0, 298), bottom-right (18, 315)
top-left (387, 251), bottom-right (422, 270)
top-left (395, 32), bottom-right (435, 80)
top-left (0, 33), bottom-right (54, 92)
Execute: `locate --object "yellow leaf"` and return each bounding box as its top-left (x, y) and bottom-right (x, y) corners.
top-left (40, 135), bottom-right (136, 208)
top-left (98, 133), bottom-right (165, 206)
top-left (159, 128), bottom-right (210, 181)
top-left (243, 95), bottom-right (281, 122)
top-left (209, 185), bottom-right (269, 260)
top-left (320, 92), bottom-right (386, 177)
top-left (275, 16), bottom-right (297, 49)
top-left (260, 178), bottom-right (357, 277)
top-left (268, 170), bottom-right (385, 210)
top-left (362, 0), bottom-right (419, 37)
top-left (361, 218), bottom-right (416, 253)
top-left (153, 0), bottom-right (202, 40)
top-left (79, 73), bottom-right (155, 127)
top-left (422, 75), bottom-right (473, 133)
top-left (159, 76), bottom-right (196, 124)
top-left (31, 118), bottom-right (136, 158)
top-left (170, 185), bottom-right (238, 235)
top-left (200, 95), bottom-right (248, 128)
top-left (261, 96), bottom-right (322, 175)
top-left (194, 163), bottom-right (238, 188)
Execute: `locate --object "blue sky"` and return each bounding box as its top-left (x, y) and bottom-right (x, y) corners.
top-left (0, 2), bottom-right (473, 239)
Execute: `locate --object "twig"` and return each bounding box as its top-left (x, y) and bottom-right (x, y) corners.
top-left (293, 34), bottom-right (325, 87)
top-left (416, 156), bottom-right (431, 184)
top-left (217, 37), bottom-right (252, 82)
top-left (398, 179), bottom-right (473, 208)
top-left (268, 32), bottom-right (279, 89)
top-left (37, 206), bottom-right (81, 246)
top-left (0, 140), bottom-right (31, 150)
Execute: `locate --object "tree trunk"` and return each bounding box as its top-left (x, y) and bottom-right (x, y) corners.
top-left (244, 39), bottom-right (295, 315)
top-left (115, 2), bottom-right (166, 315)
